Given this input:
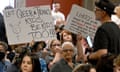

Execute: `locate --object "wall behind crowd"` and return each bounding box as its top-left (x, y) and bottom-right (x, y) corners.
top-left (25, 0), bottom-right (83, 19)
top-left (14, 0), bottom-right (120, 18)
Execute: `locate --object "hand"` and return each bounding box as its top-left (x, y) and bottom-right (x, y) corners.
top-left (48, 62), bottom-right (55, 69)
top-left (83, 54), bottom-right (88, 63)
top-left (77, 33), bottom-right (83, 42)
top-left (42, 48), bottom-right (49, 58)
top-left (55, 46), bottom-right (62, 53)
top-left (29, 40), bottom-right (35, 47)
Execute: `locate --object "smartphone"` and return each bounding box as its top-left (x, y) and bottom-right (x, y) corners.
top-left (86, 36), bottom-right (93, 48)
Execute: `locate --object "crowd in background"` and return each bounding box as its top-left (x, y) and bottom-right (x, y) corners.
top-left (1, 0), bottom-right (120, 72)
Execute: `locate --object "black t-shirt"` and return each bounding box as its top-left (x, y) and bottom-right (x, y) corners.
top-left (93, 22), bottom-right (120, 55)
top-left (0, 13), bottom-right (8, 43)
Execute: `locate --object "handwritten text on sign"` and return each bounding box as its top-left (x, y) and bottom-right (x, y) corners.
top-left (3, 5), bottom-right (56, 45)
top-left (64, 4), bottom-right (100, 39)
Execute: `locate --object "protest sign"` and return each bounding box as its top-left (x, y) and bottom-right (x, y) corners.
top-left (64, 4), bottom-right (100, 40)
top-left (3, 5), bottom-right (56, 45)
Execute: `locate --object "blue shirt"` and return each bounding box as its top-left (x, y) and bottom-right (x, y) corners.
top-left (0, 61), bottom-right (11, 72)
top-left (39, 58), bottom-right (48, 72)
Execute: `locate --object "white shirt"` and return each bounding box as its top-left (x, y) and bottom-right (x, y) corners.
top-left (51, 11), bottom-right (65, 25)
top-left (111, 15), bottom-right (120, 25)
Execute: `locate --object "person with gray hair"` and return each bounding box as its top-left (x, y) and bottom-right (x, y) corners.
top-left (50, 41), bottom-right (75, 72)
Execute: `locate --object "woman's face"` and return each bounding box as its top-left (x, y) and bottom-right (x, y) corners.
top-left (51, 40), bottom-right (61, 54)
top-left (21, 55), bottom-right (33, 72)
top-left (62, 32), bottom-right (72, 42)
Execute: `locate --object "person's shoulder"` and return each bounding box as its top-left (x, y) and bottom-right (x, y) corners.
top-left (0, 61), bottom-right (3, 64)
top-left (111, 15), bottom-right (118, 19)
top-left (50, 61), bottom-right (61, 72)
top-left (0, 13), bottom-right (2, 16)
top-left (57, 11), bottom-right (64, 15)
top-left (0, 13), bottom-right (3, 21)
top-left (52, 59), bottom-right (64, 66)
top-left (99, 22), bottom-right (120, 32)
top-left (102, 21), bottom-right (117, 27)
top-left (51, 10), bottom-right (54, 14)
top-left (5, 60), bottom-right (11, 65)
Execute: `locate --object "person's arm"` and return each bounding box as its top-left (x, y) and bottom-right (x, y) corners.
top-left (49, 53), bottom-right (61, 65)
top-left (87, 28), bottom-right (108, 61)
top-left (48, 47), bottom-right (62, 68)
top-left (75, 34), bottom-right (84, 62)
top-left (88, 49), bottom-right (107, 60)
top-left (50, 63), bottom-right (61, 72)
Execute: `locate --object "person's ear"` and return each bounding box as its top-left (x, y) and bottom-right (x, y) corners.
top-left (102, 11), bottom-right (107, 17)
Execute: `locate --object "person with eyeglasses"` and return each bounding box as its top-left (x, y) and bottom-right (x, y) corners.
top-left (60, 30), bottom-right (84, 63)
top-left (50, 41), bottom-right (75, 72)
top-left (47, 39), bottom-right (62, 70)
top-left (85, 0), bottom-right (120, 69)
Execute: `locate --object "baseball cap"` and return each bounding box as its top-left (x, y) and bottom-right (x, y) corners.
top-left (95, 0), bottom-right (116, 14)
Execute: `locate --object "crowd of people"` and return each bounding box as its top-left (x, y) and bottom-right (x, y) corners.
top-left (0, 0), bottom-right (120, 72)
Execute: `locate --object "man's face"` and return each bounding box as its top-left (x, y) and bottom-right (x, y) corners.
top-left (94, 7), bottom-right (104, 21)
top-left (0, 45), bottom-right (5, 53)
top-left (62, 44), bottom-right (74, 60)
top-left (53, 3), bottom-right (60, 11)
top-left (0, 45), bottom-right (6, 60)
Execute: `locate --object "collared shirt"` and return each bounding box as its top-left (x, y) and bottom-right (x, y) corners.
top-left (50, 58), bottom-right (75, 72)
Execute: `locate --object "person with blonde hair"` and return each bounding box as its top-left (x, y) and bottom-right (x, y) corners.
top-left (111, 5), bottom-right (120, 27)
top-left (48, 39), bottom-right (62, 69)
top-left (72, 63), bottom-right (96, 72)
top-left (113, 55), bottom-right (120, 72)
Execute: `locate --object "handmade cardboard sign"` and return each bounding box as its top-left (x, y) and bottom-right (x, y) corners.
top-left (64, 4), bottom-right (100, 39)
top-left (3, 5), bottom-right (56, 45)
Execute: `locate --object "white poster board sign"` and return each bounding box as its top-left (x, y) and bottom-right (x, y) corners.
top-left (64, 4), bottom-right (100, 39)
top-left (3, 5), bottom-right (56, 45)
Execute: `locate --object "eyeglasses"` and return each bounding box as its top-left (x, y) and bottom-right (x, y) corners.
top-left (63, 49), bottom-right (73, 52)
top-left (52, 44), bottom-right (61, 47)
top-left (94, 8), bottom-right (103, 11)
